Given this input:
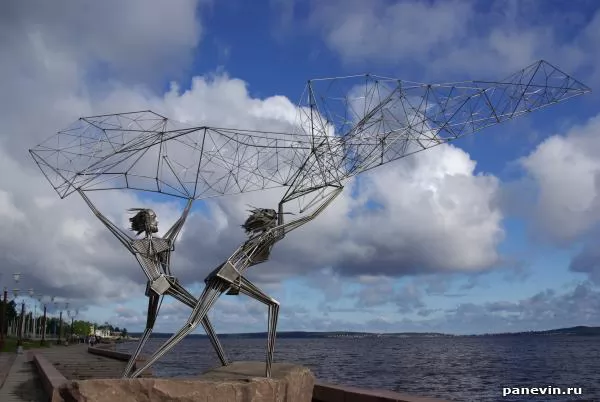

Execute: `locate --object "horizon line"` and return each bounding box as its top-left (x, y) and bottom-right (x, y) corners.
top-left (126, 325), bottom-right (597, 337)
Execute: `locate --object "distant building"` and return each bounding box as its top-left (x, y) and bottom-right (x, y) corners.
top-left (88, 325), bottom-right (111, 338)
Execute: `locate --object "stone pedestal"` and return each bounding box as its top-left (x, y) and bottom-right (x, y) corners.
top-left (58, 361), bottom-right (315, 402)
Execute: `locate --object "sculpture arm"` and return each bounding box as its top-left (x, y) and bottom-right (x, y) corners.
top-left (77, 189), bottom-right (134, 251)
top-left (164, 198), bottom-right (193, 243)
top-left (273, 186), bottom-right (343, 238)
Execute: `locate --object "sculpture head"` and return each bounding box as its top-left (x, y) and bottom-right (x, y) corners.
top-left (242, 208), bottom-right (278, 236)
top-left (128, 208), bottom-right (159, 236)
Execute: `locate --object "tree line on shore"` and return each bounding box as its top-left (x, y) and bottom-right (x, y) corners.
top-left (1, 299), bottom-right (127, 338)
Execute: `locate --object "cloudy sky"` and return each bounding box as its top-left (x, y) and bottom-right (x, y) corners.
top-left (2, 0), bottom-right (600, 336)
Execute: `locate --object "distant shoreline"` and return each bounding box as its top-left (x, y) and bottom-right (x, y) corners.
top-left (128, 325), bottom-right (600, 339)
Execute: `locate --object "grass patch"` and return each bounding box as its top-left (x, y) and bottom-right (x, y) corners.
top-left (0, 337), bottom-right (52, 353)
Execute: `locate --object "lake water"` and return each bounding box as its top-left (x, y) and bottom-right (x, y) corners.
top-left (116, 335), bottom-right (599, 402)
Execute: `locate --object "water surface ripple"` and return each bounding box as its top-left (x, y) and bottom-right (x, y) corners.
top-left (117, 335), bottom-right (599, 401)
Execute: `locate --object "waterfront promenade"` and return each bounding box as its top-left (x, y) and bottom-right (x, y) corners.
top-left (0, 343), bottom-right (449, 401)
top-left (0, 343), bottom-right (129, 401)
top-left (0, 352), bottom-right (46, 402)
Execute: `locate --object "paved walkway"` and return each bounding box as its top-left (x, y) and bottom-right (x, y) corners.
top-left (0, 353), bottom-right (46, 402)
top-left (0, 353), bottom-right (16, 388)
top-left (35, 344), bottom-right (129, 380)
top-left (0, 344), bottom-right (135, 401)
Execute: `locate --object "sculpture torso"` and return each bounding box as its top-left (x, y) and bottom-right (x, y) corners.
top-left (206, 228), bottom-right (279, 285)
top-left (131, 237), bottom-right (171, 254)
top-left (131, 236), bottom-right (173, 280)
top-left (243, 230), bottom-right (277, 266)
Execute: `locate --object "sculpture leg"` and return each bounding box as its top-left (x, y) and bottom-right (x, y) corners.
top-left (123, 291), bottom-right (161, 377)
top-left (237, 277), bottom-right (280, 378)
top-left (130, 278), bottom-right (227, 378)
top-left (200, 315), bottom-right (228, 366)
top-left (167, 282), bottom-right (229, 366)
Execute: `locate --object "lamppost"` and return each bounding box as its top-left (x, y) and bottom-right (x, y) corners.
top-left (0, 286), bottom-right (7, 350)
top-left (12, 273), bottom-right (23, 352)
top-left (56, 302), bottom-right (69, 345)
top-left (13, 274), bottom-right (33, 353)
top-left (67, 308), bottom-right (78, 344)
top-left (52, 298), bottom-right (57, 338)
top-left (36, 294), bottom-right (42, 341)
top-left (12, 273), bottom-right (25, 351)
top-left (13, 291), bottom-right (25, 352)
top-left (11, 289), bottom-right (18, 337)
top-left (39, 295), bottom-right (54, 346)
top-left (26, 288), bottom-right (34, 339)
top-left (0, 284), bottom-right (18, 349)
top-left (57, 301), bottom-right (67, 345)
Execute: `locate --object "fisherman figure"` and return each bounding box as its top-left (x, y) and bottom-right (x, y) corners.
top-left (129, 186), bottom-right (343, 379)
top-left (75, 190), bottom-right (228, 378)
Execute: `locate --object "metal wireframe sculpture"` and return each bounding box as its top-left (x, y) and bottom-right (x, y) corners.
top-left (129, 186), bottom-right (343, 378)
top-left (77, 191), bottom-right (229, 377)
top-left (29, 60), bottom-right (590, 378)
top-left (126, 61), bottom-right (591, 378)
